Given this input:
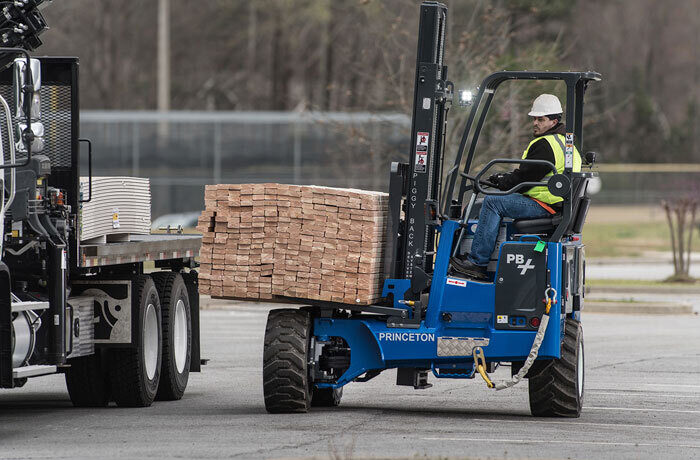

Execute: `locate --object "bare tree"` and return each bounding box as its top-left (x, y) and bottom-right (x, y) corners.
top-left (662, 196), bottom-right (698, 282)
top-left (41, 0), bottom-right (156, 109)
top-left (32, 0), bottom-right (699, 168)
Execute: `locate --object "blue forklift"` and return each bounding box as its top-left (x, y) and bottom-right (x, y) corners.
top-left (263, 1), bottom-right (600, 417)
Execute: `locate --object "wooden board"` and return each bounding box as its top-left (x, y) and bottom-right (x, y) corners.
top-left (197, 183), bottom-right (388, 305)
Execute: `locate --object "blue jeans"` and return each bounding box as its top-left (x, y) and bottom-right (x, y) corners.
top-left (467, 194), bottom-right (551, 266)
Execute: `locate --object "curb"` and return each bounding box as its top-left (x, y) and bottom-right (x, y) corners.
top-left (200, 295), bottom-right (247, 310)
top-left (586, 285), bottom-right (700, 295)
top-left (200, 295), bottom-right (293, 311)
top-left (200, 296), bottom-right (695, 316)
top-left (584, 301), bottom-right (694, 315)
top-left (588, 254), bottom-right (700, 265)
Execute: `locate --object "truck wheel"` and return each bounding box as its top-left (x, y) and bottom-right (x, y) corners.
top-left (263, 308), bottom-right (312, 413)
top-left (108, 275), bottom-right (162, 407)
top-left (311, 387), bottom-right (343, 407)
top-left (65, 352), bottom-right (110, 407)
top-left (528, 318), bottom-right (584, 417)
top-left (151, 272), bottom-right (191, 401)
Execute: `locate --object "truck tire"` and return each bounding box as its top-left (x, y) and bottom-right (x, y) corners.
top-left (151, 272), bottom-right (191, 401)
top-left (528, 318), bottom-right (584, 417)
top-left (108, 275), bottom-right (162, 407)
top-left (263, 308), bottom-right (312, 413)
top-left (311, 387), bottom-right (343, 407)
top-left (65, 352), bottom-right (110, 407)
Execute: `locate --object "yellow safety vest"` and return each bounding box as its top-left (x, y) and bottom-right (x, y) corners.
top-left (521, 134), bottom-right (581, 205)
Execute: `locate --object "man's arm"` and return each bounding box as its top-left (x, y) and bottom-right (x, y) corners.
top-left (495, 139), bottom-right (555, 190)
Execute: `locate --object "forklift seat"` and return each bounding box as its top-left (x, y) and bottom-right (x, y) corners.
top-left (512, 214), bottom-right (562, 234)
top-left (512, 176), bottom-right (591, 237)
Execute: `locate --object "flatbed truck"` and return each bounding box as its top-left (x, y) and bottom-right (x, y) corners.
top-left (0, 4), bottom-right (203, 407)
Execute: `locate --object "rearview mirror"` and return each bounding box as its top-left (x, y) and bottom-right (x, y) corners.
top-left (14, 57), bottom-right (42, 120)
top-left (584, 151), bottom-right (597, 165)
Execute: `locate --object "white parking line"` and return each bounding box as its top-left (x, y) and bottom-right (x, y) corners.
top-left (470, 418), bottom-right (700, 431)
top-left (643, 383), bottom-right (700, 389)
top-left (421, 437), bottom-right (700, 449)
top-left (586, 406), bottom-right (700, 414)
top-left (588, 391), bottom-right (699, 399)
top-left (205, 311), bottom-right (269, 317)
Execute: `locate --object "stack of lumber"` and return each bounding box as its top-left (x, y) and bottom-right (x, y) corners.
top-left (197, 183), bottom-right (388, 305)
top-left (79, 176), bottom-right (151, 242)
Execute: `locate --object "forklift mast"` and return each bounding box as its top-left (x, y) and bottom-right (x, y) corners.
top-left (385, 1), bottom-right (449, 287)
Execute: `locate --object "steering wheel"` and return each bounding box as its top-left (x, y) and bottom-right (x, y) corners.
top-left (459, 172), bottom-right (499, 190)
top-left (460, 159), bottom-right (559, 196)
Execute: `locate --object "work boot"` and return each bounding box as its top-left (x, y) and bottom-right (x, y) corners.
top-left (450, 256), bottom-right (488, 280)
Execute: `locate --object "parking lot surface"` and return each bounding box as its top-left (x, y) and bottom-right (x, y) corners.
top-left (1, 303), bottom-right (699, 459)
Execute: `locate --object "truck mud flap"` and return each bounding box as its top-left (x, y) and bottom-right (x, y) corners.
top-left (182, 271), bottom-right (201, 372)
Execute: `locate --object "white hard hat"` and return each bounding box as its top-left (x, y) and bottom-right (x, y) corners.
top-left (528, 94), bottom-right (563, 117)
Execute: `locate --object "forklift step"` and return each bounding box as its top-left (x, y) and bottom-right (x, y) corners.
top-left (434, 367), bottom-right (475, 378)
top-left (13, 365), bottom-right (57, 379)
top-left (437, 336), bottom-right (490, 357)
top-left (11, 300), bottom-right (50, 313)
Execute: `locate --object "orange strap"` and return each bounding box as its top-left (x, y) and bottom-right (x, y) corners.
top-left (529, 197), bottom-right (557, 215)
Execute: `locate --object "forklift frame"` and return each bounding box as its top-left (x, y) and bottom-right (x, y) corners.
top-left (263, 0), bottom-right (599, 418)
top-left (442, 70), bottom-right (601, 244)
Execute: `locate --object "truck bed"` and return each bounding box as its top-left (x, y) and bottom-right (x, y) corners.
top-left (79, 234), bottom-right (201, 268)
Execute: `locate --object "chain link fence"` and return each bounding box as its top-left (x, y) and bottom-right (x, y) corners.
top-left (79, 111), bottom-right (699, 219)
top-left (81, 111), bottom-right (410, 218)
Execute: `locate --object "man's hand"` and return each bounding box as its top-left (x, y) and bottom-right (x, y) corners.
top-left (486, 173), bottom-right (510, 191)
top-left (486, 173), bottom-right (504, 187)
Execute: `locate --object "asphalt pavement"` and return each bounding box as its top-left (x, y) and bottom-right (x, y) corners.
top-left (0, 303), bottom-right (699, 460)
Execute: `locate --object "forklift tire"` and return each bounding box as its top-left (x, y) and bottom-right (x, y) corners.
top-left (263, 308), bottom-right (312, 413)
top-left (528, 318), bottom-right (584, 417)
top-left (151, 272), bottom-right (191, 401)
top-left (311, 387), bottom-right (343, 407)
top-left (108, 275), bottom-right (162, 407)
top-left (65, 352), bottom-right (110, 407)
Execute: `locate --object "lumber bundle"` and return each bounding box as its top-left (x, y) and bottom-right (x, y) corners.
top-left (197, 184), bottom-right (389, 305)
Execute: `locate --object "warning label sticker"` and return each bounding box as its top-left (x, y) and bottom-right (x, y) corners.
top-left (112, 208), bottom-right (120, 229)
top-left (415, 132), bottom-right (429, 173)
top-left (497, 315), bottom-right (508, 324)
top-left (446, 278), bottom-right (467, 287)
top-left (415, 151), bottom-right (427, 172)
top-left (565, 133), bottom-right (574, 168)
top-left (417, 132), bottom-right (429, 147)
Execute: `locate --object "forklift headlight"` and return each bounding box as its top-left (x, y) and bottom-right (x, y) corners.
top-left (458, 90), bottom-right (473, 107)
top-left (587, 176), bottom-right (602, 195)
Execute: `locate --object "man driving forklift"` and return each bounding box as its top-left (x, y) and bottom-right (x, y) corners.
top-left (451, 93), bottom-right (582, 280)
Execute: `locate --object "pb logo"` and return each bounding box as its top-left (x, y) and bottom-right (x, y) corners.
top-left (506, 253), bottom-right (535, 275)
top-left (506, 254), bottom-right (525, 264)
